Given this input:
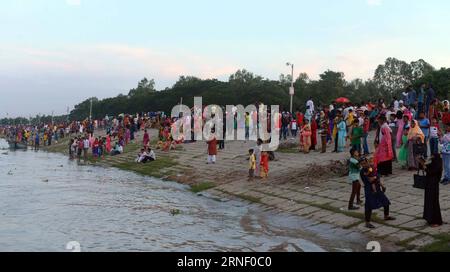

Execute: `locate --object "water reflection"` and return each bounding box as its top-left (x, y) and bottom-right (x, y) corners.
top-left (0, 139), bottom-right (369, 252)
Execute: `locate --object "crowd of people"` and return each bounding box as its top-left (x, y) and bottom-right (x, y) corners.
top-left (1, 83), bottom-right (447, 229)
top-left (242, 84), bottom-right (446, 228)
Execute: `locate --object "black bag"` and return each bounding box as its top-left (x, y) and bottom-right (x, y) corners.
top-left (413, 170), bottom-right (426, 189)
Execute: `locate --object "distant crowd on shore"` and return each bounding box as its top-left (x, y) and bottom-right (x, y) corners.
top-left (1, 82), bottom-right (448, 229)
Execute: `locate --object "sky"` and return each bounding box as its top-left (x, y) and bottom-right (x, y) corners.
top-left (0, 0), bottom-right (449, 117)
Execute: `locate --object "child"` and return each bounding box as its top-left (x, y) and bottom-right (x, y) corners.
top-left (248, 149), bottom-right (256, 181)
top-left (350, 120), bottom-right (363, 154)
top-left (365, 157), bottom-right (386, 194)
top-left (260, 151), bottom-right (269, 179)
top-left (398, 124), bottom-right (410, 168)
top-left (290, 118), bottom-right (298, 138)
top-left (360, 157), bottom-right (395, 229)
top-left (206, 134), bottom-right (217, 164)
top-left (348, 148), bottom-right (362, 210)
top-left (440, 125), bottom-right (450, 185)
top-left (429, 118), bottom-right (440, 155)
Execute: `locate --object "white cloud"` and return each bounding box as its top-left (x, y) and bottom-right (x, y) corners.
top-left (367, 0), bottom-right (382, 6)
top-left (66, 0), bottom-right (81, 6)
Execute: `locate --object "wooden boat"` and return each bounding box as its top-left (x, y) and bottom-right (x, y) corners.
top-left (7, 140), bottom-right (28, 150)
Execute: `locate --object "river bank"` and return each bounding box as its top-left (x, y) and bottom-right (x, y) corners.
top-left (41, 129), bottom-right (450, 252)
top-left (0, 139), bottom-right (380, 252)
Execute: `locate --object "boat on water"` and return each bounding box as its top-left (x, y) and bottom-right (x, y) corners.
top-left (7, 140), bottom-right (28, 150)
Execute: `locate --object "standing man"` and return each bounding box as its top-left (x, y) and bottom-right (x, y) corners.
top-left (393, 97), bottom-right (400, 113)
top-left (426, 83), bottom-right (436, 118)
top-left (83, 136), bottom-right (90, 162)
top-left (245, 112), bottom-right (250, 141)
top-left (407, 85), bottom-right (417, 107)
top-left (362, 111), bottom-right (371, 155)
top-left (281, 111), bottom-right (290, 140)
top-left (417, 84), bottom-right (426, 117)
top-left (306, 97), bottom-right (315, 115)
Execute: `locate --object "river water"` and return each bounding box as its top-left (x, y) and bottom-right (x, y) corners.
top-left (0, 139), bottom-right (371, 252)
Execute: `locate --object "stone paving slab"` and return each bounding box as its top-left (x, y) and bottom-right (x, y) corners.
top-left (308, 196), bottom-right (334, 206)
top-left (385, 230), bottom-right (420, 243)
top-left (306, 210), bottom-right (337, 221)
top-left (294, 206), bottom-right (322, 216)
top-left (369, 225), bottom-right (400, 237)
top-left (399, 219), bottom-right (428, 230)
top-left (384, 213), bottom-right (416, 226)
top-left (355, 222), bottom-right (383, 233)
top-left (408, 235), bottom-right (438, 248)
top-left (397, 206), bottom-right (425, 217)
top-left (320, 213), bottom-right (361, 228)
top-left (420, 223), bottom-right (450, 235)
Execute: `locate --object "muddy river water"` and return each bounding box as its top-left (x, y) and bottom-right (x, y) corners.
top-left (0, 139), bottom-right (373, 252)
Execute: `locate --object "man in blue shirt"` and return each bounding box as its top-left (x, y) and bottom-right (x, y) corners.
top-left (418, 111), bottom-right (430, 158)
top-left (426, 83), bottom-right (436, 118)
top-left (407, 85), bottom-right (417, 107)
top-left (417, 84), bottom-right (426, 116)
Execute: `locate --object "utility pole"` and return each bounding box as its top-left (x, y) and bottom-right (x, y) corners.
top-left (286, 62), bottom-right (295, 113)
top-left (89, 98), bottom-right (93, 121)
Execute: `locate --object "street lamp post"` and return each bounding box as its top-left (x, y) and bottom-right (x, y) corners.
top-left (89, 98), bottom-right (93, 121)
top-left (286, 62), bottom-right (295, 113)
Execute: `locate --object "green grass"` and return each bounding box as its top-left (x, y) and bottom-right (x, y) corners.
top-left (276, 148), bottom-right (300, 154)
top-left (395, 236), bottom-right (421, 251)
top-left (170, 209), bottom-right (181, 216)
top-left (112, 156), bottom-right (177, 178)
top-left (43, 137), bottom-right (71, 154)
top-left (190, 182), bottom-right (216, 193)
top-left (420, 234), bottom-right (450, 252)
top-left (217, 189), bottom-right (262, 204)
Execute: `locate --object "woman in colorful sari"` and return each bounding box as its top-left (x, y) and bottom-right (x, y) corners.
top-left (407, 120), bottom-right (425, 170)
top-left (106, 134), bottom-right (112, 154)
top-left (398, 117), bottom-right (410, 168)
top-left (396, 111), bottom-right (405, 148)
top-left (374, 115), bottom-right (394, 176)
top-left (337, 117), bottom-right (347, 152)
top-left (143, 129), bottom-right (150, 147)
top-left (300, 120), bottom-right (312, 154)
top-left (125, 127), bottom-right (131, 145)
top-left (310, 118), bottom-right (318, 151)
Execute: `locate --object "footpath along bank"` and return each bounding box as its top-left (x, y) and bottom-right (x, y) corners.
top-left (44, 128), bottom-right (450, 252)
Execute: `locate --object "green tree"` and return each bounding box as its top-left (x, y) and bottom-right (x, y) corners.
top-left (128, 77), bottom-right (156, 96)
top-left (415, 68), bottom-right (450, 99)
top-left (374, 57), bottom-right (435, 94)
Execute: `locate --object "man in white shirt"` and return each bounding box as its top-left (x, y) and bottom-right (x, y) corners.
top-left (83, 137), bottom-right (90, 161)
top-left (306, 97), bottom-right (315, 114)
top-left (343, 106), bottom-right (353, 120)
top-left (136, 148), bottom-right (156, 163)
top-left (393, 97), bottom-right (400, 113)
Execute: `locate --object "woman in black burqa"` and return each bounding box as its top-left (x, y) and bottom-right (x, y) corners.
top-left (419, 153), bottom-right (443, 227)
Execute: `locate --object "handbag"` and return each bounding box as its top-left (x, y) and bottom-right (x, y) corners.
top-left (413, 169), bottom-right (426, 189)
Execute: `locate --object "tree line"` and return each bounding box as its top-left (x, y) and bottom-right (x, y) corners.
top-left (1, 57), bottom-right (448, 125)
